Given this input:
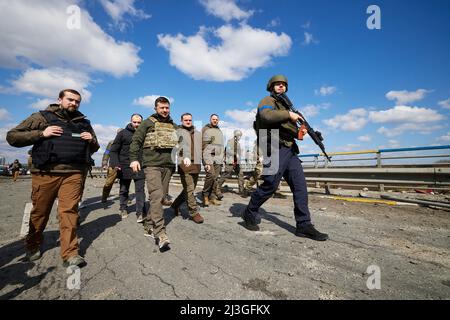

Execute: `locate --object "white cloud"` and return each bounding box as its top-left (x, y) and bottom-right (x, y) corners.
top-left (377, 123), bottom-right (444, 137)
top-left (29, 98), bottom-right (57, 110)
top-left (0, 0), bottom-right (142, 77)
top-left (385, 89), bottom-right (431, 105)
top-left (12, 68), bottom-right (92, 102)
top-left (91, 123), bottom-right (122, 165)
top-left (133, 95), bottom-right (175, 108)
top-left (0, 108), bottom-right (11, 121)
top-left (157, 24), bottom-right (292, 81)
top-left (303, 32), bottom-right (318, 45)
top-left (267, 18), bottom-right (280, 28)
top-left (225, 108), bottom-right (257, 127)
top-left (0, 123), bottom-right (31, 164)
top-left (357, 135), bottom-right (371, 142)
top-left (92, 124), bottom-right (122, 148)
top-left (218, 120), bottom-right (256, 153)
top-left (315, 86), bottom-right (336, 96)
top-left (340, 144), bottom-right (361, 152)
top-left (323, 108), bottom-right (368, 132)
top-left (199, 0), bottom-right (253, 22)
top-left (385, 140), bottom-right (401, 148)
top-left (438, 132), bottom-right (450, 142)
top-left (301, 103), bottom-right (329, 118)
top-left (369, 105), bottom-right (444, 123)
top-left (438, 98), bottom-right (450, 109)
top-left (100, 0), bottom-right (151, 31)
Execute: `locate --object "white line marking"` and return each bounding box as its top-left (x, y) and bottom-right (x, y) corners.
top-left (20, 202), bottom-right (33, 238)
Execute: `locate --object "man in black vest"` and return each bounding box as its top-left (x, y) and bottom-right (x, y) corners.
top-left (6, 89), bottom-right (100, 267)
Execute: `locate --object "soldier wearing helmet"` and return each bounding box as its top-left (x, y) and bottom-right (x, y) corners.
top-left (217, 129), bottom-right (246, 197)
top-left (241, 75), bottom-right (329, 242)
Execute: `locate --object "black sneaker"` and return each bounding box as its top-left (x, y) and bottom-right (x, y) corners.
top-left (295, 225), bottom-right (328, 241)
top-left (241, 210), bottom-right (259, 231)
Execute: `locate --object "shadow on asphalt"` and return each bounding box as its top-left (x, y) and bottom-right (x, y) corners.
top-left (78, 213), bottom-right (121, 256)
top-left (229, 203), bottom-right (296, 234)
top-left (0, 262), bottom-right (56, 300)
top-left (0, 209), bottom-right (121, 299)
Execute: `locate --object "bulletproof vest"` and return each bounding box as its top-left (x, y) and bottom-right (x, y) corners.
top-left (32, 111), bottom-right (90, 167)
top-left (143, 116), bottom-right (178, 149)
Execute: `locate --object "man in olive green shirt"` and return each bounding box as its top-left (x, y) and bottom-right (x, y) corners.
top-left (129, 96), bottom-right (178, 251)
top-left (201, 114), bottom-right (224, 206)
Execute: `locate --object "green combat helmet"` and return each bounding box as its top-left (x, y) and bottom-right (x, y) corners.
top-left (266, 75), bottom-right (288, 92)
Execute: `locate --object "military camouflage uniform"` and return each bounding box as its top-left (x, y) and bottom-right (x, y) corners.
top-left (218, 136), bottom-right (244, 193)
top-left (101, 139), bottom-right (118, 202)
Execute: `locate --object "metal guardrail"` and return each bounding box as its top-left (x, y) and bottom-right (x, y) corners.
top-left (299, 145), bottom-right (450, 191)
top-left (90, 145), bottom-right (450, 192)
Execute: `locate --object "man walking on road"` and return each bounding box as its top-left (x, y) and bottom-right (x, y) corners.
top-left (129, 97), bottom-right (178, 251)
top-left (171, 113), bottom-right (204, 224)
top-left (110, 114), bottom-right (146, 222)
top-left (101, 128), bottom-right (122, 204)
top-left (9, 159), bottom-right (22, 182)
top-left (217, 129), bottom-right (246, 197)
top-left (6, 89), bottom-right (100, 266)
top-left (241, 75), bottom-right (328, 241)
top-left (201, 114), bottom-right (224, 206)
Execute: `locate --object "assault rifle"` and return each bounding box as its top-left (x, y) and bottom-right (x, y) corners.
top-left (272, 93), bottom-right (332, 161)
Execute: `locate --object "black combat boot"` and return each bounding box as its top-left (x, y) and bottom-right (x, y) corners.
top-left (295, 225), bottom-right (328, 241)
top-left (241, 210), bottom-right (259, 231)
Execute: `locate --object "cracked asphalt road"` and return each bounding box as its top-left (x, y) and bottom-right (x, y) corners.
top-left (0, 176), bottom-right (449, 300)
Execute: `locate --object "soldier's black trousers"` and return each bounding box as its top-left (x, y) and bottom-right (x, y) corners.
top-left (245, 145), bottom-right (312, 228)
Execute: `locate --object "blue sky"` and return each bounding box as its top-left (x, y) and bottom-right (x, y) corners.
top-left (0, 0), bottom-right (449, 165)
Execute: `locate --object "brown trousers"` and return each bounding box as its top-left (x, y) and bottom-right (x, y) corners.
top-left (202, 163), bottom-right (221, 199)
top-left (12, 171), bottom-right (20, 182)
top-left (172, 172), bottom-right (199, 216)
top-left (27, 173), bottom-right (83, 260)
top-left (144, 167), bottom-right (172, 237)
top-left (102, 167), bottom-right (118, 201)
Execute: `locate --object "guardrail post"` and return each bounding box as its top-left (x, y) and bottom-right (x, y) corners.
top-left (376, 151), bottom-right (382, 168)
top-left (325, 182), bottom-right (331, 195)
top-left (314, 156), bottom-right (318, 168)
